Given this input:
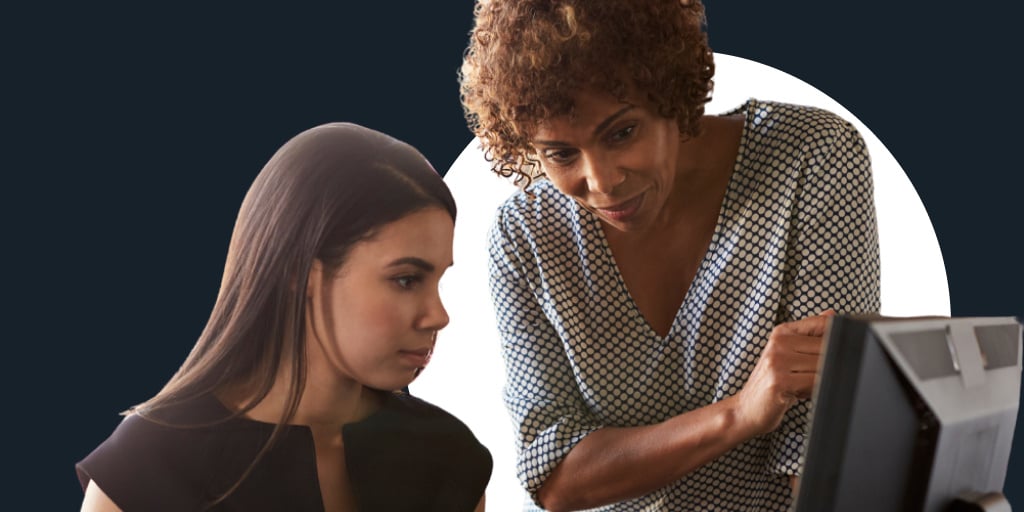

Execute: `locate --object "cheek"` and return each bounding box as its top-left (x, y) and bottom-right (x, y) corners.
top-left (635, 134), bottom-right (672, 168)
top-left (653, 127), bottom-right (680, 166)
top-left (338, 296), bottom-right (421, 388)
top-left (337, 294), bottom-right (404, 343)
top-left (545, 172), bottom-right (581, 197)
top-left (543, 161), bottom-right (591, 197)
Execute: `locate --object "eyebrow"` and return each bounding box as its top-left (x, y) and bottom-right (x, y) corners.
top-left (385, 257), bottom-right (454, 272)
top-left (532, 104), bottom-right (636, 146)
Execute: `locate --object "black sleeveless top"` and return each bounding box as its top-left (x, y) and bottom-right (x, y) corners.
top-left (76, 392), bottom-right (492, 511)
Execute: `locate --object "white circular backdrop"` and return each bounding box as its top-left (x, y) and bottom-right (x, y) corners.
top-left (410, 53), bottom-right (950, 510)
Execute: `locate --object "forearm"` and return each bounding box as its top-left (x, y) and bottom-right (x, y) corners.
top-left (536, 394), bottom-right (757, 512)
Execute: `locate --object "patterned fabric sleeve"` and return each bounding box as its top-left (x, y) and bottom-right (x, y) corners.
top-left (487, 203), bottom-right (605, 504)
top-left (768, 112), bottom-right (882, 475)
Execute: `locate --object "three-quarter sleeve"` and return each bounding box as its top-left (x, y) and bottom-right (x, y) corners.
top-left (768, 114), bottom-right (882, 475)
top-left (487, 204), bottom-right (604, 502)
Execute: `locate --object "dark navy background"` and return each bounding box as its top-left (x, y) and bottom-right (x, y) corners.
top-left (7, 2), bottom-right (1020, 509)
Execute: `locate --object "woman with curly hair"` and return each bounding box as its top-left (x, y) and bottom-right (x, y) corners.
top-left (76, 123), bottom-right (492, 511)
top-left (460, 0), bottom-right (880, 510)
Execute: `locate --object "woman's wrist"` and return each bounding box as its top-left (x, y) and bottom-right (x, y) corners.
top-left (717, 393), bottom-right (766, 441)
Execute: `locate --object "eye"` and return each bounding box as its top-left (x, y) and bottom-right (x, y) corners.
top-left (392, 274), bottom-right (422, 290)
top-left (541, 148), bottom-right (578, 166)
top-left (607, 124), bottom-right (636, 143)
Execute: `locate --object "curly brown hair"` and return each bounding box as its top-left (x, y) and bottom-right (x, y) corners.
top-left (459, 0), bottom-right (715, 186)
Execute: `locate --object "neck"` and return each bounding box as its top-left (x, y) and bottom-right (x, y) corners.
top-left (294, 364), bottom-right (382, 428)
top-left (657, 114), bottom-right (743, 228)
top-left (220, 355), bottom-right (382, 430)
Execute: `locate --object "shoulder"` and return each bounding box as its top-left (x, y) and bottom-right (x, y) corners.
top-left (738, 99), bottom-right (861, 148)
top-left (492, 180), bottom-right (576, 234)
top-left (344, 393), bottom-right (493, 509)
top-left (742, 99), bottom-right (859, 137)
top-left (489, 179), bottom-right (582, 263)
top-left (78, 410), bottom-right (193, 470)
top-left (380, 393), bottom-right (486, 445)
top-left (736, 99), bottom-right (870, 177)
top-left (76, 396), bottom-right (231, 510)
top-left (347, 392), bottom-right (490, 465)
top-left (89, 395), bottom-right (232, 451)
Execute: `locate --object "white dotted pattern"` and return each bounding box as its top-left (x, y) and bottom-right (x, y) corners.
top-left (487, 99), bottom-right (881, 511)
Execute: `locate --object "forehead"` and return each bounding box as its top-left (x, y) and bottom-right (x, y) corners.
top-left (533, 88), bottom-right (639, 139)
top-left (345, 208), bottom-right (454, 264)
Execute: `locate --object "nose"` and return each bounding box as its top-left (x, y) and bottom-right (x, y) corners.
top-left (420, 287), bottom-right (450, 332)
top-left (581, 153), bottom-right (625, 195)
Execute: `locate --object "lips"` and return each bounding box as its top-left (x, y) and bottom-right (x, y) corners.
top-left (594, 192), bottom-right (644, 222)
top-left (398, 347), bottom-right (433, 368)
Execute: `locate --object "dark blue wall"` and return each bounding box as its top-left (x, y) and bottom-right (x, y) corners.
top-left (7, 2), bottom-right (1019, 508)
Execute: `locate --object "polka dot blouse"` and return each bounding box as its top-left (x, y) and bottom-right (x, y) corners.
top-left (487, 99), bottom-right (882, 511)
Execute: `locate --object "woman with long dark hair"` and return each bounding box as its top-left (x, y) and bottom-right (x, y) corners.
top-left (76, 123), bottom-right (492, 511)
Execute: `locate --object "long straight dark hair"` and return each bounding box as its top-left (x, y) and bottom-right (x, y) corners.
top-left (132, 122), bottom-right (456, 505)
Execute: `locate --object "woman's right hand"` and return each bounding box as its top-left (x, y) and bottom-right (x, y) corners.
top-left (733, 310), bottom-right (835, 436)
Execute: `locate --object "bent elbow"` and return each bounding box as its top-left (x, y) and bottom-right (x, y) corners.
top-left (535, 483), bottom-right (576, 512)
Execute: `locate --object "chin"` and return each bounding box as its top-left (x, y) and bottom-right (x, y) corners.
top-left (592, 203), bottom-right (655, 234)
top-left (600, 215), bottom-right (649, 234)
top-left (369, 371), bottom-right (420, 392)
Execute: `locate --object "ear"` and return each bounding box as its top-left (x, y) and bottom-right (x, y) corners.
top-left (306, 258), bottom-right (326, 301)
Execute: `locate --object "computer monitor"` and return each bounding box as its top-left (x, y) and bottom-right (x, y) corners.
top-left (794, 315), bottom-right (1022, 512)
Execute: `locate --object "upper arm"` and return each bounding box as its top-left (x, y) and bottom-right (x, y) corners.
top-left (770, 113), bottom-right (882, 475)
top-left (781, 115), bottom-right (881, 320)
top-left (487, 206), bottom-right (603, 499)
top-left (81, 480), bottom-right (123, 512)
top-left (487, 206), bottom-right (589, 408)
